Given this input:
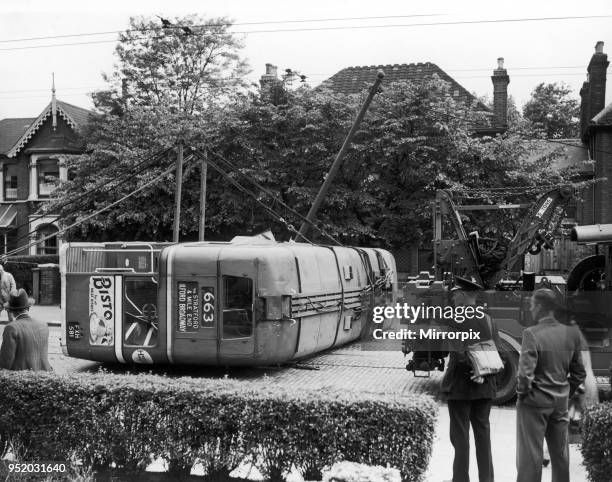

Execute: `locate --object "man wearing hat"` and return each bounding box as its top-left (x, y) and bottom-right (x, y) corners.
top-left (0, 289), bottom-right (51, 371)
top-left (516, 288), bottom-right (585, 482)
top-left (440, 276), bottom-right (497, 482)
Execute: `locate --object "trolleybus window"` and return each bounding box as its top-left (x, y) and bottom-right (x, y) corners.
top-left (123, 278), bottom-right (159, 347)
top-left (222, 276), bottom-right (253, 339)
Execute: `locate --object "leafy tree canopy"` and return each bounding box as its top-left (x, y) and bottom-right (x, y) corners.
top-left (92, 14), bottom-right (250, 116)
top-left (50, 63), bottom-right (575, 249)
top-left (523, 82), bottom-right (580, 139)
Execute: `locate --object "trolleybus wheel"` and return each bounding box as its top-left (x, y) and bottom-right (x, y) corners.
top-left (492, 338), bottom-right (519, 405)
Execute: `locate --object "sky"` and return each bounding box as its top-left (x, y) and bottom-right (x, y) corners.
top-left (1, 0), bottom-right (611, 118)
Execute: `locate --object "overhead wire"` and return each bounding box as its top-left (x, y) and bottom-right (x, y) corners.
top-left (4, 146), bottom-right (174, 248)
top-left (0, 14), bottom-right (445, 43)
top-left (205, 149), bottom-right (344, 246)
top-left (196, 151), bottom-right (316, 244)
top-left (1, 15), bottom-right (611, 51)
top-left (2, 162), bottom-right (182, 259)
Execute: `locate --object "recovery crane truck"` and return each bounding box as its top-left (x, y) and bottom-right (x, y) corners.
top-left (402, 185), bottom-right (579, 403)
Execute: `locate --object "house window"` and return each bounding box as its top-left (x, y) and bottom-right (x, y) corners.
top-left (37, 159), bottom-right (59, 198)
top-left (36, 224), bottom-right (59, 255)
top-left (3, 165), bottom-right (18, 200)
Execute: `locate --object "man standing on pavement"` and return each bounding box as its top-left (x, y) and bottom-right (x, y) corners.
top-left (0, 262), bottom-right (16, 322)
top-left (516, 288), bottom-right (586, 482)
top-left (0, 289), bottom-right (51, 371)
top-left (440, 276), bottom-right (498, 482)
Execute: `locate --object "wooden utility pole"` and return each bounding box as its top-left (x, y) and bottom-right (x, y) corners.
top-left (173, 143), bottom-right (184, 243)
top-left (199, 149), bottom-right (208, 241)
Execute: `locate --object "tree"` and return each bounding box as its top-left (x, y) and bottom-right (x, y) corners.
top-left (523, 82), bottom-right (580, 139)
top-left (46, 15), bottom-right (251, 241)
top-left (94, 14), bottom-right (250, 115)
top-left (51, 65), bottom-right (574, 248)
top-left (208, 77), bottom-right (573, 249)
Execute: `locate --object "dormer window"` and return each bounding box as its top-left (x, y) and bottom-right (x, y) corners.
top-left (37, 158), bottom-right (59, 198)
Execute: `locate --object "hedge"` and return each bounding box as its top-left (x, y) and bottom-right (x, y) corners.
top-left (0, 371), bottom-right (437, 482)
top-left (582, 402), bottom-right (612, 482)
top-left (3, 255), bottom-right (59, 295)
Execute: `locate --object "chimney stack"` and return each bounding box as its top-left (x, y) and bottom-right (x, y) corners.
top-left (259, 63), bottom-right (280, 90)
top-left (491, 57), bottom-right (510, 129)
top-left (581, 41), bottom-right (609, 138)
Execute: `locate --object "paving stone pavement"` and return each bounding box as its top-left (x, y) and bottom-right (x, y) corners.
top-left (39, 327), bottom-right (442, 396)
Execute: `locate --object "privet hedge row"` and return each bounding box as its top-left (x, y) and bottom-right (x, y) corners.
top-left (0, 371), bottom-right (437, 482)
top-left (582, 402), bottom-right (612, 482)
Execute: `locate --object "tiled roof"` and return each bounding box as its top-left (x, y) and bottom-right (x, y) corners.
top-left (57, 100), bottom-right (94, 129)
top-left (592, 102), bottom-right (612, 125)
top-left (525, 139), bottom-right (590, 172)
top-left (323, 62), bottom-right (489, 111)
top-left (4, 99), bottom-right (93, 158)
top-left (0, 118), bottom-right (35, 155)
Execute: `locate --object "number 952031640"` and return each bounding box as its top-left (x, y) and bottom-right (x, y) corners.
top-left (6, 462), bottom-right (67, 476)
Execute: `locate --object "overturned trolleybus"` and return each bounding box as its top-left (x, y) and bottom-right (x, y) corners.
top-left (60, 237), bottom-right (397, 366)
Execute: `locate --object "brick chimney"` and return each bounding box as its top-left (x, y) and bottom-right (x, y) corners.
top-left (491, 57), bottom-right (510, 129)
top-left (259, 63), bottom-right (279, 90)
top-left (581, 41), bottom-right (609, 139)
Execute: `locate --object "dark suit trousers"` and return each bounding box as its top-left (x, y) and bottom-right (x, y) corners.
top-left (516, 400), bottom-right (569, 482)
top-left (448, 399), bottom-right (494, 482)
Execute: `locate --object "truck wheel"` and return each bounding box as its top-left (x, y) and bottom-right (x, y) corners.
top-left (567, 255), bottom-right (605, 291)
top-left (493, 338), bottom-right (519, 405)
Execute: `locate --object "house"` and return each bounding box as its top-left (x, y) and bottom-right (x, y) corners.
top-left (0, 86), bottom-right (92, 256)
top-left (322, 59), bottom-right (510, 134)
top-left (507, 42), bottom-right (611, 274)
top-left (579, 41), bottom-right (611, 225)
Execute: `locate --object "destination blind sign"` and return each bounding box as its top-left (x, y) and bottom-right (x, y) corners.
top-left (177, 282), bottom-right (200, 332)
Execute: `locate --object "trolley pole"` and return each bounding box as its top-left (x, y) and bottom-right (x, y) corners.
top-left (296, 71), bottom-right (384, 242)
top-left (173, 143), bottom-right (184, 243)
top-left (199, 149), bottom-right (208, 241)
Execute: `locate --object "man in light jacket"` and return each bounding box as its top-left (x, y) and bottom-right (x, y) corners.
top-left (516, 288), bottom-right (586, 482)
top-left (0, 263), bottom-right (16, 322)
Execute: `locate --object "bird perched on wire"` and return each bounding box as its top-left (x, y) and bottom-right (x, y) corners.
top-left (156, 16), bottom-right (173, 28)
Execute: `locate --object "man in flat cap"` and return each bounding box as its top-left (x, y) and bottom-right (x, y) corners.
top-left (516, 288), bottom-right (585, 482)
top-left (0, 289), bottom-right (51, 371)
top-left (441, 276), bottom-right (498, 482)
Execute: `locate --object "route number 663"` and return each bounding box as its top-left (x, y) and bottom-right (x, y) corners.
top-left (202, 287), bottom-right (215, 326)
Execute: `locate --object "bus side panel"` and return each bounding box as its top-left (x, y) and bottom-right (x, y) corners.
top-left (255, 250), bottom-right (300, 364)
top-left (313, 248), bottom-right (342, 352)
top-left (333, 248), bottom-right (365, 347)
top-left (64, 273), bottom-right (118, 363)
top-left (292, 247), bottom-right (323, 357)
